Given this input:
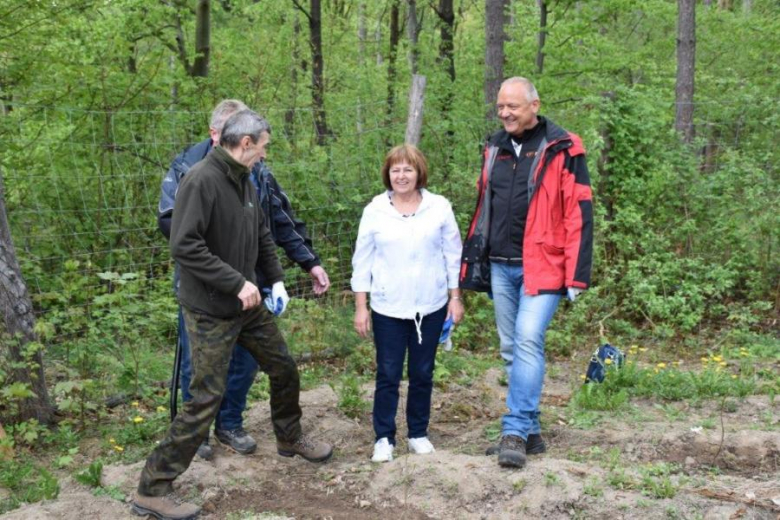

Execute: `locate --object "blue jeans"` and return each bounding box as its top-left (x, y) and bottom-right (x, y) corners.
top-left (178, 308), bottom-right (258, 431)
top-left (371, 305), bottom-right (447, 444)
top-left (491, 263), bottom-right (561, 440)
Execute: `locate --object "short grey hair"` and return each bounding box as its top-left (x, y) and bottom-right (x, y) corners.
top-left (500, 77), bottom-right (540, 102)
top-left (219, 109), bottom-right (271, 149)
top-left (210, 99), bottom-right (248, 131)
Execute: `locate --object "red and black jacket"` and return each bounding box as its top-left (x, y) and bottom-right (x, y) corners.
top-left (460, 118), bottom-right (593, 295)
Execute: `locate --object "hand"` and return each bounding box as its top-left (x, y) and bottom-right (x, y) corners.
top-left (567, 287), bottom-right (583, 302)
top-left (309, 265), bottom-right (331, 295)
top-left (269, 281), bottom-right (290, 316)
top-left (237, 281), bottom-right (261, 310)
top-left (447, 298), bottom-right (464, 324)
top-left (354, 306), bottom-right (371, 338)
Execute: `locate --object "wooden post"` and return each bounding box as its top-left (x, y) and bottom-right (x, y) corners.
top-left (405, 74), bottom-right (426, 146)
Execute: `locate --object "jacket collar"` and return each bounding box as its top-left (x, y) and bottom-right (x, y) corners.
top-left (210, 146), bottom-right (249, 186)
top-left (488, 116), bottom-right (568, 150)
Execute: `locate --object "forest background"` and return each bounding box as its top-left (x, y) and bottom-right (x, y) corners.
top-left (0, 0), bottom-right (777, 513)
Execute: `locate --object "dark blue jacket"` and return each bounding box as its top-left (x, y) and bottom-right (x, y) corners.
top-left (158, 138), bottom-right (321, 288)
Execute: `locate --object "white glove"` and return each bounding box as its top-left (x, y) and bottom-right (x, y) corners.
top-left (264, 281), bottom-right (290, 316)
top-left (567, 287), bottom-right (584, 302)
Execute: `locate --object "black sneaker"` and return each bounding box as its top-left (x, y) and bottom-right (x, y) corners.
top-left (486, 433), bottom-right (546, 456)
top-left (497, 435), bottom-right (527, 468)
top-left (215, 427), bottom-right (257, 455)
top-left (196, 439), bottom-right (214, 461)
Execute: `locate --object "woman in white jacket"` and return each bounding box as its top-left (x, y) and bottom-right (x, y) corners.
top-left (352, 144), bottom-right (464, 462)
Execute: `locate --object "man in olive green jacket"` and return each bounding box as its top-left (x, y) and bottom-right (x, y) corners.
top-left (133, 110), bottom-right (332, 520)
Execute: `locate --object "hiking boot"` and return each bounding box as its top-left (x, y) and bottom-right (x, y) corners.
top-left (371, 437), bottom-right (394, 462)
top-left (486, 433), bottom-right (546, 456)
top-left (215, 427), bottom-right (257, 455)
top-left (497, 435), bottom-right (527, 469)
top-left (408, 436), bottom-right (435, 455)
top-left (195, 439), bottom-right (213, 461)
top-left (277, 434), bottom-right (333, 463)
top-left (132, 493), bottom-right (200, 520)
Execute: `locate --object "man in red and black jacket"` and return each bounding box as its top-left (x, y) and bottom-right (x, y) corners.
top-left (460, 77), bottom-right (593, 469)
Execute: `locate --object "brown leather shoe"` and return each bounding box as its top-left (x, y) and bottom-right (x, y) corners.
top-left (277, 434), bottom-right (333, 463)
top-left (131, 493), bottom-right (200, 520)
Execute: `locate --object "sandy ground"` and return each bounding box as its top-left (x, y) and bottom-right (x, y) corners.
top-left (2, 363), bottom-right (778, 519)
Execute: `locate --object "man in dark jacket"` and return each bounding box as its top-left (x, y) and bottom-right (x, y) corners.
top-left (133, 110), bottom-right (332, 520)
top-left (460, 77), bottom-right (593, 470)
top-left (159, 99), bottom-right (331, 459)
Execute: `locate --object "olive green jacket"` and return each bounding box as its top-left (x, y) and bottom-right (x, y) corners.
top-left (170, 146), bottom-right (284, 317)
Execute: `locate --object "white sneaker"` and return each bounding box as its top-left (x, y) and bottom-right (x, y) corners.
top-left (408, 436), bottom-right (435, 455)
top-left (371, 438), bottom-right (394, 462)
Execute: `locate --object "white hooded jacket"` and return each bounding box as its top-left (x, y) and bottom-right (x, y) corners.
top-left (351, 189), bottom-right (463, 320)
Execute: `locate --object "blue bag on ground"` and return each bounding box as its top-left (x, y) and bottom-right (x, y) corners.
top-left (586, 344), bottom-right (625, 383)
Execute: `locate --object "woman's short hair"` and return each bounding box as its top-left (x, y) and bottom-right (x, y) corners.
top-left (381, 144), bottom-right (429, 190)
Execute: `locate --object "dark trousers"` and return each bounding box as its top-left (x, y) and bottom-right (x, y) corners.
top-left (178, 308), bottom-right (258, 431)
top-left (138, 305), bottom-right (302, 497)
top-left (371, 305), bottom-right (446, 444)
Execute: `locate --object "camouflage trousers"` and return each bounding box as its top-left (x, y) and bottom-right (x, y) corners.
top-left (138, 305), bottom-right (302, 496)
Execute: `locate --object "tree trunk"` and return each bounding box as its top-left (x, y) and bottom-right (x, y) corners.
top-left (485, 0), bottom-right (509, 118)
top-left (405, 74), bottom-right (427, 146)
top-left (285, 12), bottom-right (301, 140)
top-left (387, 0), bottom-right (401, 139)
top-left (294, 0), bottom-right (330, 145)
top-left (357, 2), bottom-right (366, 135)
top-left (675, 0), bottom-right (696, 144)
top-left (0, 168), bottom-right (54, 424)
top-left (536, 0), bottom-right (547, 74)
top-left (407, 0), bottom-right (420, 74)
top-left (436, 0), bottom-right (455, 83)
top-left (191, 0), bottom-right (210, 77)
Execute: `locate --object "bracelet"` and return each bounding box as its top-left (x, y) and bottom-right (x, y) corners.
top-left (450, 296), bottom-right (462, 301)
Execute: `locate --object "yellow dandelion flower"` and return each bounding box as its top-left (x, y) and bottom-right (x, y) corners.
top-left (109, 438), bottom-right (116, 444)
top-left (656, 363), bottom-right (667, 369)
top-left (638, 347), bottom-right (648, 352)
top-left (605, 358), bottom-right (613, 365)
top-left (718, 361), bottom-right (727, 367)
top-left (731, 375), bottom-right (737, 379)
top-left (713, 356), bottom-right (723, 362)
top-left (630, 344), bottom-right (639, 350)
top-left (131, 401), bottom-right (139, 407)
top-left (114, 445), bottom-right (124, 452)
top-left (654, 368), bottom-right (660, 374)
top-left (580, 375), bottom-right (587, 380)
top-left (700, 357), bottom-right (709, 363)
top-left (740, 352), bottom-right (749, 357)
top-left (133, 416), bottom-right (144, 423)
top-left (156, 406), bottom-right (166, 413)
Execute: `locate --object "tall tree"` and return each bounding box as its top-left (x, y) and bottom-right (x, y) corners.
top-left (675, 0), bottom-right (696, 144)
top-left (191, 0), bottom-right (210, 77)
top-left (0, 169), bottom-right (54, 425)
top-left (485, 0), bottom-right (510, 116)
top-left (407, 0), bottom-right (421, 74)
top-left (433, 0), bottom-right (455, 83)
top-left (387, 0), bottom-right (401, 133)
top-left (536, 0), bottom-right (547, 74)
top-left (292, 0), bottom-right (331, 145)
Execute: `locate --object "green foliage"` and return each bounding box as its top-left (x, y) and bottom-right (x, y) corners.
top-left (331, 374), bottom-right (369, 420)
top-left (74, 460), bottom-right (103, 488)
top-left (0, 459), bottom-right (60, 514)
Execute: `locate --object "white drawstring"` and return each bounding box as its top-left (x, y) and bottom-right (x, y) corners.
top-left (414, 313), bottom-right (423, 345)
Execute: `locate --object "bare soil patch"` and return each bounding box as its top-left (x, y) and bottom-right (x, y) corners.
top-left (2, 362), bottom-right (778, 519)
